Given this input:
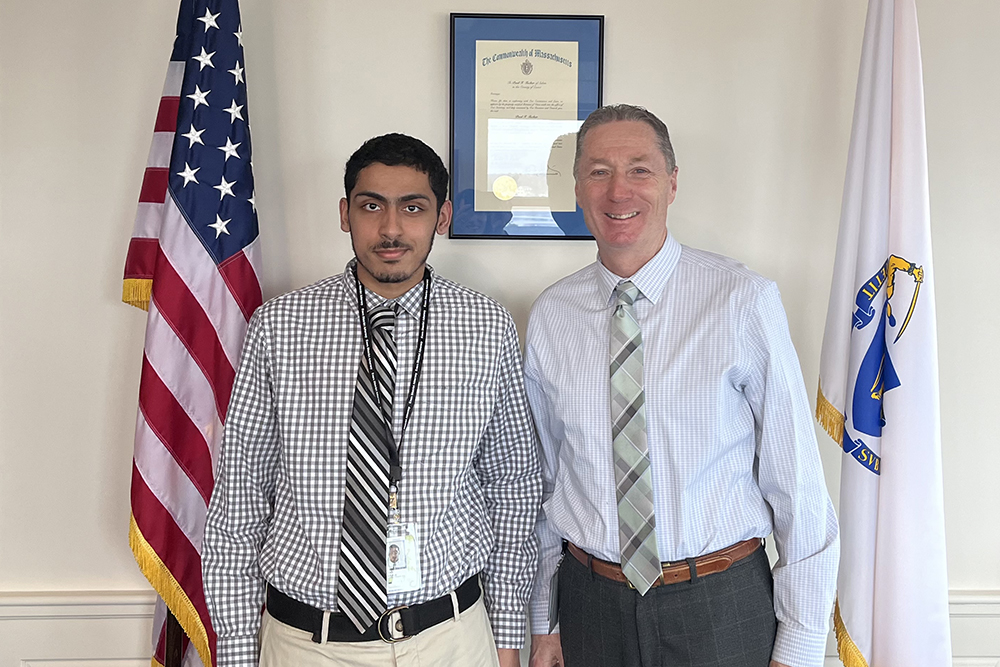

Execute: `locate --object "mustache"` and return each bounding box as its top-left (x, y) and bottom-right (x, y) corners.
top-left (371, 240), bottom-right (412, 251)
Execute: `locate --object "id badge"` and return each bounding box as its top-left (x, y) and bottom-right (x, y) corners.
top-left (386, 522), bottom-right (422, 594)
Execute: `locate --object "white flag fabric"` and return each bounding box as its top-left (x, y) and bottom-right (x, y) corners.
top-left (816, 0), bottom-right (952, 665)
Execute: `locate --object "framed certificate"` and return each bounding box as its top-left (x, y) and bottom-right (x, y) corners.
top-left (449, 13), bottom-right (604, 239)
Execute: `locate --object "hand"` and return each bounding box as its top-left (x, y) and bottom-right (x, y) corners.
top-left (498, 648), bottom-right (521, 667)
top-left (529, 633), bottom-right (564, 667)
top-left (770, 661), bottom-right (792, 667)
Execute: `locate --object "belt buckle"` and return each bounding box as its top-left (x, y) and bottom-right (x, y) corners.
top-left (377, 605), bottom-right (412, 643)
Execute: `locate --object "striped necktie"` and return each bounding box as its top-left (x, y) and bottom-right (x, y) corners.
top-left (610, 281), bottom-right (661, 594)
top-left (338, 304), bottom-right (396, 631)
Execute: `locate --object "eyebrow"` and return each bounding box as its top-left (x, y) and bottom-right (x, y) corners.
top-left (586, 155), bottom-right (654, 164)
top-left (353, 191), bottom-right (432, 204)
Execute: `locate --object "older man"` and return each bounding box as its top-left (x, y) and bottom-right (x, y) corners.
top-left (525, 105), bottom-right (839, 667)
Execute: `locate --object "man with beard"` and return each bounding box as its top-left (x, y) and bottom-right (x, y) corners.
top-left (203, 133), bottom-right (541, 667)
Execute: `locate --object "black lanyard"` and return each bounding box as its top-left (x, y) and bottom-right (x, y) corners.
top-left (353, 265), bottom-right (430, 486)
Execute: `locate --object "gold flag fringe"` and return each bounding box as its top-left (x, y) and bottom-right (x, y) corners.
top-left (834, 599), bottom-right (870, 667)
top-left (130, 514), bottom-right (213, 667)
top-left (123, 278), bottom-right (152, 311)
top-left (816, 381), bottom-right (845, 447)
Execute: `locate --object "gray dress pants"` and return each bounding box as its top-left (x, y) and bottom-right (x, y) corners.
top-left (558, 546), bottom-right (777, 667)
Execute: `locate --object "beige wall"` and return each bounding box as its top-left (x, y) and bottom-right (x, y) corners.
top-left (1, 0), bottom-right (998, 662)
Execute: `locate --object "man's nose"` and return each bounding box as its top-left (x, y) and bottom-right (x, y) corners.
top-left (607, 173), bottom-right (631, 201)
top-left (380, 207), bottom-right (403, 237)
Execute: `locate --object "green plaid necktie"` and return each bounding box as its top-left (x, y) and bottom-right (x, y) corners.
top-left (610, 281), bottom-right (661, 594)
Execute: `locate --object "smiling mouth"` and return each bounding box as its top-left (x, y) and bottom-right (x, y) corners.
top-left (606, 212), bottom-right (639, 220)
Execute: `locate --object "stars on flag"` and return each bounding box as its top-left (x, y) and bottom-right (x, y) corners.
top-left (187, 85), bottom-right (210, 109)
top-left (228, 62), bottom-right (244, 85)
top-left (214, 176), bottom-right (236, 200)
top-left (223, 100), bottom-right (244, 124)
top-left (178, 163), bottom-right (200, 187)
top-left (193, 47), bottom-right (216, 71)
top-left (168, 4), bottom-right (257, 260)
top-left (182, 124), bottom-right (206, 148)
top-left (198, 8), bottom-right (221, 32)
top-left (218, 137), bottom-right (241, 162)
top-left (208, 214), bottom-right (232, 238)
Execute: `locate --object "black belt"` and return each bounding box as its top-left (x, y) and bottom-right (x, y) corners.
top-left (265, 575), bottom-right (481, 643)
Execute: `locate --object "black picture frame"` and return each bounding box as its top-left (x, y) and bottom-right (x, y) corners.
top-left (449, 13), bottom-right (604, 239)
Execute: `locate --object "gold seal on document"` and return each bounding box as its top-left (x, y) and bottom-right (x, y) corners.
top-left (492, 175), bottom-right (518, 201)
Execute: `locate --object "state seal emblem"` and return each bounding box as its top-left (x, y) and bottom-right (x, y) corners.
top-left (843, 254), bottom-right (924, 475)
top-left (521, 59), bottom-right (533, 75)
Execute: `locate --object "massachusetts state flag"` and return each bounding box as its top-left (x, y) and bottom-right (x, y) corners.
top-left (122, 1), bottom-right (262, 665)
top-left (816, 0), bottom-right (952, 665)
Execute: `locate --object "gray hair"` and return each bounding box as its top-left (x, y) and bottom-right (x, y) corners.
top-left (574, 104), bottom-right (677, 176)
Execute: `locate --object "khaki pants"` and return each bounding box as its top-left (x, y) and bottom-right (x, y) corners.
top-left (259, 596), bottom-right (502, 667)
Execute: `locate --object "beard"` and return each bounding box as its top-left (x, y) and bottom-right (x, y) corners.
top-left (354, 234), bottom-right (435, 286)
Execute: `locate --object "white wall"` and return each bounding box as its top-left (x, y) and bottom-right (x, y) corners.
top-left (1, 0), bottom-right (998, 664)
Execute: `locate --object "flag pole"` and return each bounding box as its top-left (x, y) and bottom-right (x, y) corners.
top-left (165, 608), bottom-right (184, 667)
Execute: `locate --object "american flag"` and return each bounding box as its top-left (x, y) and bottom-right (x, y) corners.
top-left (122, 0), bottom-right (262, 665)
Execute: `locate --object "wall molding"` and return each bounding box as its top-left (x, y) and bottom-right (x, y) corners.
top-left (3, 587), bottom-right (995, 614)
top-left (22, 661), bottom-right (149, 667)
top-left (0, 590), bottom-right (156, 621)
top-left (0, 591), bottom-right (156, 666)
top-left (950, 590), bottom-right (1000, 617)
top-left (1, 589), bottom-right (997, 664)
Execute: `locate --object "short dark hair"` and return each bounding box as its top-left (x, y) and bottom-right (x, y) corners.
top-left (574, 104), bottom-right (677, 176)
top-left (344, 133), bottom-right (449, 212)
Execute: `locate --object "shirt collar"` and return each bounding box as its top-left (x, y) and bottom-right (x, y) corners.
top-left (595, 232), bottom-right (682, 306)
top-left (341, 259), bottom-right (436, 320)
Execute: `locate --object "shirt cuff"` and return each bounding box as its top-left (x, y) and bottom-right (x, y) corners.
top-left (528, 537), bottom-right (562, 635)
top-left (216, 633), bottom-right (259, 667)
top-left (771, 621), bottom-right (830, 667)
top-left (489, 607), bottom-right (527, 650)
top-left (529, 594), bottom-right (554, 635)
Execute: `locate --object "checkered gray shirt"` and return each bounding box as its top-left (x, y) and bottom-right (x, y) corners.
top-left (203, 262), bottom-right (541, 666)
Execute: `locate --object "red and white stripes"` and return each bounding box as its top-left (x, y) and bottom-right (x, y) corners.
top-left (124, 56), bottom-right (262, 667)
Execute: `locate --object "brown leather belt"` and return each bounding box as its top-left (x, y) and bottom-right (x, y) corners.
top-left (567, 538), bottom-right (762, 588)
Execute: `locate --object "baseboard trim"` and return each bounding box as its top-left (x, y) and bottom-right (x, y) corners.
top-left (2, 588), bottom-right (995, 615)
top-left (1, 588), bottom-right (998, 662)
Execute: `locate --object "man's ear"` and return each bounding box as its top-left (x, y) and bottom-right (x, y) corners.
top-left (667, 167), bottom-right (679, 205)
top-left (339, 197), bottom-right (350, 232)
top-left (435, 200), bottom-right (453, 235)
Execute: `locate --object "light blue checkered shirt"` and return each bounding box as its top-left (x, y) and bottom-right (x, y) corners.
top-left (525, 233), bottom-right (839, 667)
